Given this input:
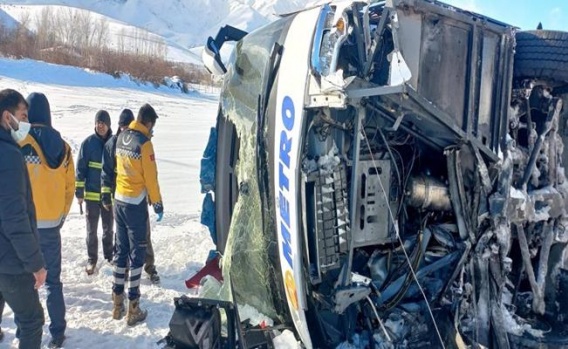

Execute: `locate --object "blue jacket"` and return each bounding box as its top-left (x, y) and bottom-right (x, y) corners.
top-left (0, 127), bottom-right (45, 274)
top-left (76, 130), bottom-right (112, 202)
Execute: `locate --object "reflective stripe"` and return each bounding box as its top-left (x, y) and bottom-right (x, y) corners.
top-left (127, 267), bottom-right (143, 288)
top-left (76, 181), bottom-right (85, 188)
top-left (129, 268), bottom-right (143, 278)
top-left (114, 190), bottom-right (147, 205)
top-left (88, 161), bottom-right (103, 169)
top-left (101, 186), bottom-right (112, 194)
top-left (85, 191), bottom-right (101, 201)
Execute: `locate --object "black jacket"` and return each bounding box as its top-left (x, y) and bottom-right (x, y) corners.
top-left (76, 130), bottom-right (112, 202)
top-left (101, 133), bottom-right (119, 194)
top-left (0, 127), bottom-right (45, 274)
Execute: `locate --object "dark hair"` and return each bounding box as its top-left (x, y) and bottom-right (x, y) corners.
top-left (118, 108), bottom-right (135, 127)
top-left (136, 104), bottom-right (159, 125)
top-left (0, 89), bottom-right (27, 116)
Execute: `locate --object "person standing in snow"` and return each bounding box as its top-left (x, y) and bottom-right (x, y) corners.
top-left (76, 110), bottom-right (114, 275)
top-left (111, 104), bottom-right (163, 326)
top-left (0, 88), bottom-right (47, 349)
top-left (18, 92), bottom-right (75, 348)
top-left (101, 109), bottom-right (160, 284)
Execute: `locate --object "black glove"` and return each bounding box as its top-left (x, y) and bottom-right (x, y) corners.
top-left (153, 202), bottom-right (164, 222)
top-left (101, 192), bottom-right (112, 210)
top-left (153, 202), bottom-right (163, 214)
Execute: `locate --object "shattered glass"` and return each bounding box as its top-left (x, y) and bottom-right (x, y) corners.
top-left (204, 17), bottom-right (294, 322)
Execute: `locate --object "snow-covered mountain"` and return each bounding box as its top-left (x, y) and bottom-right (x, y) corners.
top-left (0, 0), bottom-right (322, 63)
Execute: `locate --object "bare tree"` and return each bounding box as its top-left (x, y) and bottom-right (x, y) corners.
top-left (53, 7), bottom-right (79, 47)
top-left (117, 28), bottom-right (126, 53)
top-left (75, 10), bottom-right (94, 51)
top-left (34, 7), bottom-right (55, 50)
top-left (93, 17), bottom-right (109, 49)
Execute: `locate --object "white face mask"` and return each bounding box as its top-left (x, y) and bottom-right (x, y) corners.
top-left (9, 114), bottom-right (31, 142)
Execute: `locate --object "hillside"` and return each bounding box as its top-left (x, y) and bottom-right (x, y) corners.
top-left (0, 0), bottom-right (323, 63)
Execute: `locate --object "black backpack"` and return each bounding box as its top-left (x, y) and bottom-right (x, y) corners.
top-left (162, 295), bottom-right (222, 349)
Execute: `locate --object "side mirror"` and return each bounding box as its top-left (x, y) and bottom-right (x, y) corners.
top-left (202, 37), bottom-right (227, 76)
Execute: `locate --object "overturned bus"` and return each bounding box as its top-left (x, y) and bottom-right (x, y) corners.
top-left (182, 0), bottom-right (568, 348)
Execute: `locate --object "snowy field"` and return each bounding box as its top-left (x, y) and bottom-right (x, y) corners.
top-left (0, 57), bottom-right (218, 348)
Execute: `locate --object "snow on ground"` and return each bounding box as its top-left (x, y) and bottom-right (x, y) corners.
top-left (0, 57), bottom-right (217, 348)
top-left (0, 4), bottom-right (200, 64)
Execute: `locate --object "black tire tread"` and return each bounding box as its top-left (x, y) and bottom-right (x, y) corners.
top-left (514, 30), bottom-right (568, 82)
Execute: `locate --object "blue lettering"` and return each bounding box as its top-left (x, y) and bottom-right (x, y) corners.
top-left (282, 96), bottom-right (295, 131)
top-left (279, 95), bottom-right (296, 270)
top-left (281, 222), bottom-right (293, 267)
top-left (279, 130), bottom-right (292, 168)
top-left (279, 192), bottom-right (290, 227)
top-left (279, 163), bottom-right (290, 192)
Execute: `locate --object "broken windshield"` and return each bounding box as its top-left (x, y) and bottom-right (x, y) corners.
top-left (216, 16), bottom-right (295, 322)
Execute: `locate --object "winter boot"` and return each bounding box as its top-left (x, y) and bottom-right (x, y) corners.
top-left (126, 298), bottom-right (147, 326)
top-left (148, 271), bottom-right (160, 284)
top-left (112, 293), bottom-right (125, 320)
top-left (146, 266), bottom-right (160, 284)
top-left (85, 262), bottom-right (96, 275)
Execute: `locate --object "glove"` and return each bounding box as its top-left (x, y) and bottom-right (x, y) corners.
top-left (75, 186), bottom-right (84, 201)
top-left (153, 202), bottom-right (163, 222)
top-left (101, 192), bottom-right (112, 211)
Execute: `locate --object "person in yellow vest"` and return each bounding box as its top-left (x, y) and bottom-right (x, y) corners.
top-left (76, 110), bottom-right (113, 275)
top-left (19, 92), bottom-right (74, 349)
top-left (111, 104), bottom-right (163, 326)
top-left (101, 109), bottom-right (160, 284)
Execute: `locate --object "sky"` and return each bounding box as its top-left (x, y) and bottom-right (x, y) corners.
top-left (443, 0), bottom-right (567, 31)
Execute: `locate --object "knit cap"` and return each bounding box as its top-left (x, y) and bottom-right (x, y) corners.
top-left (95, 110), bottom-right (111, 127)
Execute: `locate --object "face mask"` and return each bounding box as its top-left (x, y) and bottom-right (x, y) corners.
top-left (9, 114), bottom-right (31, 142)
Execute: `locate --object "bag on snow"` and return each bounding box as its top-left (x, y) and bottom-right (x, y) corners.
top-left (161, 295), bottom-right (222, 349)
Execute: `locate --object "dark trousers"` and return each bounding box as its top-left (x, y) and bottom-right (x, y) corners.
top-left (0, 273), bottom-right (44, 349)
top-left (112, 211), bottom-right (156, 275)
top-left (144, 218), bottom-right (155, 274)
top-left (85, 200), bottom-right (114, 263)
top-left (39, 227), bottom-right (66, 339)
top-left (112, 200), bottom-right (148, 300)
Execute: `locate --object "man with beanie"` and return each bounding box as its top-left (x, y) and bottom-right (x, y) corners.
top-left (19, 92), bottom-right (74, 348)
top-left (76, 110), bottom-right (113, 275)
top-left (111, 104), bottom-right (163, 326)
top-left (0, 89), bottom-right (47, 349)
top-left (101, 109), bottom-right (160, 284)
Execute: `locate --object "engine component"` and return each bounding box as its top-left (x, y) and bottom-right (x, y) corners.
top-left (352, 159), bottom-right (397, 247)
top-left (406, 176), bottom-right (451, 211)
top-left (308, 161), bottom-right (350, 282)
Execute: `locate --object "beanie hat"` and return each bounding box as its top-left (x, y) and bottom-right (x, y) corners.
top-left (26, 92), bottom-right (52, 126)
top-left (95, 110), bottom-right (111, 127)
top-left (118, 109), bottom-right (134, 127)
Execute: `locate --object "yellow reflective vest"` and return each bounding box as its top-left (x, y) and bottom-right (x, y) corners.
top-left (19, 130), bottom-right (75, 229)
top-left (115, 121), bottom-right (162, 206)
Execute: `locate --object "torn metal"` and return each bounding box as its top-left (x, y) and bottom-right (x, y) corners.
top-left (199, 0), bottom-right (568, 348)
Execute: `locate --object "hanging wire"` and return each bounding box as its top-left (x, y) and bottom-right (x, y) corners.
top-left (361, 124), bottom-right (447, 349)
top-left (366, 295), bottom-right (392, 342)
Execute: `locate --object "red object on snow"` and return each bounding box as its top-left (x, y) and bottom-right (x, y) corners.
top-left (185, 254), bottom-right (223, 289)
